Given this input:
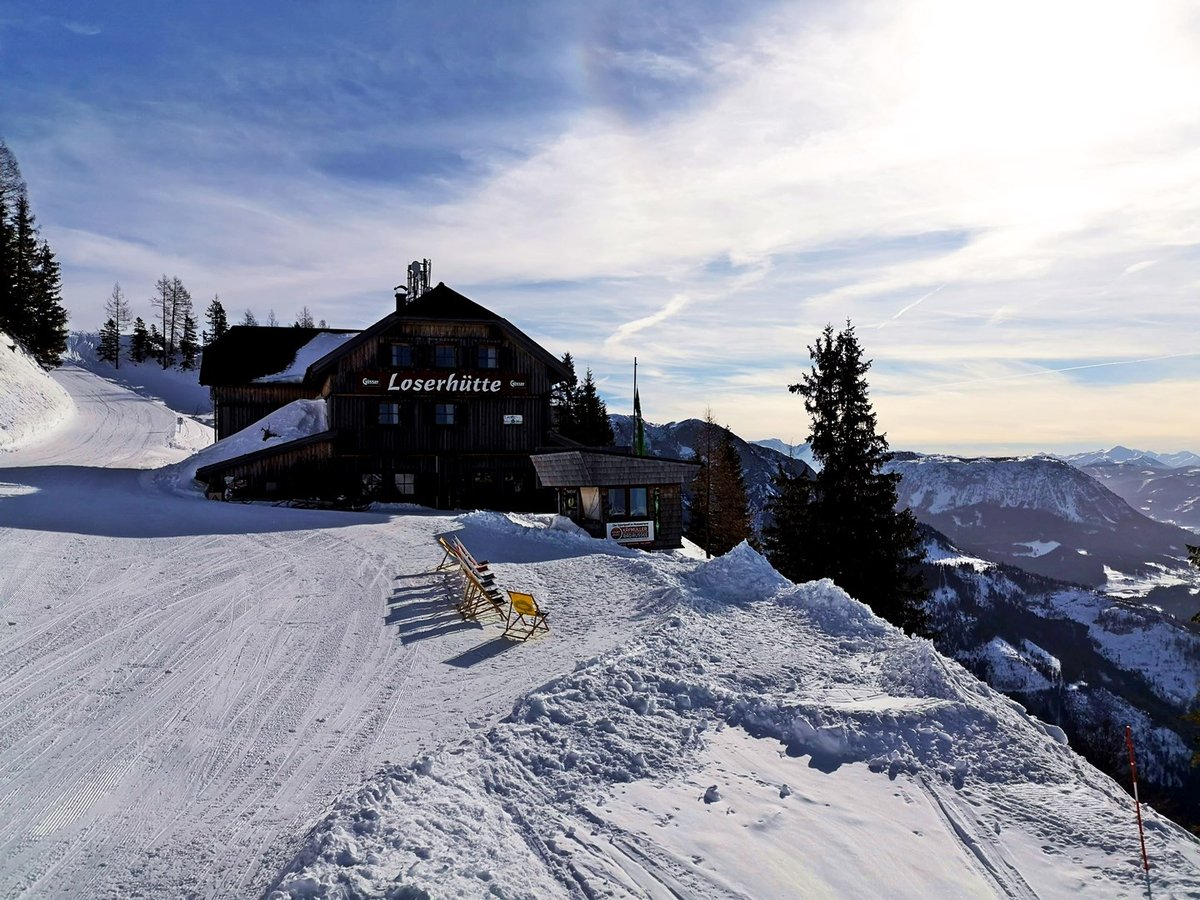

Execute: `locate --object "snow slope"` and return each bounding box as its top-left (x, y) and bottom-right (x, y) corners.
top-left (270, 552), bottom-right (1200, 899)
top-left (65, 331), bottom-right (214, 420)
top-left (3, 371), bottom-right (1200, 898)
top-left (0, 330), bottom-right (72, 451)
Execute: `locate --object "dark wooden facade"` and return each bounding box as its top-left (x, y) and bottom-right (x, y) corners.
top-left (530, 450), bottom-right (698, 550)
top-left (198, 285), bottom-right (571, 510)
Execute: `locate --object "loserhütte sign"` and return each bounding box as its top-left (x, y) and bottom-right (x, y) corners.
top-left (606, 520), bottom-right (655, 543)
top-left (355, 370), bottom-right (529, 396)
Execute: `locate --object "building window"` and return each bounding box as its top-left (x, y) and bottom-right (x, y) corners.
top-left (607, 487), bottom-right (627, 516)
top-left (362, 473), bottom-right (382, 496)
top-left (379, 402), bottom-right (401, 425)
top-left (391, 343), bottom-right (413, 367)
top-left (435, 344), bottom-right (456, 368)
top-left (435, 403), bottom-right (456, 425)
top-left (629, 487), bottom-right (648, 517)
top-left (394, 473), bottom-right (415, 495)
top-left (478, 345), bottom-right (498, 369)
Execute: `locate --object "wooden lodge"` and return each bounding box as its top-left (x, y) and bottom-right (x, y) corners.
top-left (196, 280), bottom-right (698, 548)
top-left (198, 282), bottom-right (574, 510)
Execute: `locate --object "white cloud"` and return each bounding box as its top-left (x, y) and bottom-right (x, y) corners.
top-left (30, 0), bottom-right (1200, 452)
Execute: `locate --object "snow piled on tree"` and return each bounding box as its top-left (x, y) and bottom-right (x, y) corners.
top-left (0, 328), bottom-right (72, 450)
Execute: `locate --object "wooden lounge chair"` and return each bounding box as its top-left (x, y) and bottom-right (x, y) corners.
top-left (459, 566), bottom-right (506, 620)
top-left (434, 533), bottom-right (462, 571)
top-left (502, 591), bottom-right (550, 642)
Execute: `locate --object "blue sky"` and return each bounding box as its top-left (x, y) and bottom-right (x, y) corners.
top-left (3, 0), bottom-right (1198, 453)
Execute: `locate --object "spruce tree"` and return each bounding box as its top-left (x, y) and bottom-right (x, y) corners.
top-left (98, 317), bottom-right (120, 365)
top-left (687, 414), bottom-right (753, 557)
top-left (0, 193), bottom-right (13, 337)
top-left (241, 309), bottom-right (258, 326)
top-left (204, 295), bottom-right (229, 345)
top-left (763, 322), bottom-right (928, 634)
top-left (29, 241), bottom-right (67, 366)
top-left (551, 352), bottom-right (579, 436)
top-left (131, 316), bottom-right (149, 363)
top-left (179, 314), bottom-right (199, 370)
top-left (573, 368), bottom-right (615, 446)
top-left (266, 309), bottom-right (279, 327)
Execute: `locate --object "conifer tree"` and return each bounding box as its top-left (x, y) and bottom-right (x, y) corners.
top-left (0, 141), bottom-right (68, 364)
top-left (551, 352), bottom-right (579, 436)
top-left (204, 295), bottom-right (229, 345)
top-left (266, 309), bottom-right (279, 327)
top-left (130, 316), bottom-right (149, 363)
top-left (148, 322), bottom-right (164, 362)
top-left (572, 368), bottom-right (615, 446)
top-left (179, 314), bottom-right (199, 370)
top-left (687, 414), bottom-right (753, 557)
top-left (98, 317), bottom-right (120, 365)
top-left (763, 322), bottom-right (928, 634)
top-left (241, 309), bottom-right (258, 326)
top-left (294, 306), bottom-right (314, 328)
top-left (29, 241), bottom-right (67, 366)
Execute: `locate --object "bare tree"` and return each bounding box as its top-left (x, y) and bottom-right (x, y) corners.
top-left (103, 282), bottom-right (130, 368)
top-left (294, 306), bottom-right (314, 327)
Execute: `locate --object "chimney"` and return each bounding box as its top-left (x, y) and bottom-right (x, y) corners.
top-left (394, 284), bottom-right (408, 311)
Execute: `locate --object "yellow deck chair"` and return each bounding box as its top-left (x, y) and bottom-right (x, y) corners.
top-left (502, 591), bottom-right (550, 642)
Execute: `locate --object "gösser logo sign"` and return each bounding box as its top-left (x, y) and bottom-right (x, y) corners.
top-left (355, 371), bottom-right (529, 396)
top-left (607, 521), bottom-right (654, 543)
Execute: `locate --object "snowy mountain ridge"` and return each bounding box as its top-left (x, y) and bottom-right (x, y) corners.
top-left (885, 453), bottom-right (1199, 607)
top-left (1063, 446), bottom-right (1200, 469)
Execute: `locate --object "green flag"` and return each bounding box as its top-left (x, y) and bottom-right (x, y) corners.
top-left (634, 386), bottom-right (647, 457)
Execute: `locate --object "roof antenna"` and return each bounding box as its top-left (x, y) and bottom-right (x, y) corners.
top-left (406, 258), bottom-right (431, 303)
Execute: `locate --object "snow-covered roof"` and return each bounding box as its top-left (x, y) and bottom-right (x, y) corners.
top-left (253, 332), bottom-right (359, 383)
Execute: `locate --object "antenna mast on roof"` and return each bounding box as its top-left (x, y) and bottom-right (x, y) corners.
top-left (406, 259), bottom-right (431, 302)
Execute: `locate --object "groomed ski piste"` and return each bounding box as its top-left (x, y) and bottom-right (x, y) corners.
top-left (2, 344), bottom-right (1199, 898)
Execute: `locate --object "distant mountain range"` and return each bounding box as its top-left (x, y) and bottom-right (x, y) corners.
top-left (1079, 461), bottom-right (1200, 535)
top-left (884, 453), bottom-right (1199, 617)
top-left (1061, 445), bottom-right (1200, 469)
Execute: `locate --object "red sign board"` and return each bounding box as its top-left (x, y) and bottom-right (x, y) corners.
top-left (355, 370), bottom-right (529, 396)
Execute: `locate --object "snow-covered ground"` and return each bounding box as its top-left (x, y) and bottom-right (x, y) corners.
top-left (0, 331), bottom-right (73, 452)
top-left (2, 366), bottom-right (1200, 898)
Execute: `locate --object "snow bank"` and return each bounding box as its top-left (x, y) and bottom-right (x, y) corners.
top-left (158, 398), bottom-right (328, 493)
top-left (254, 332), bottom-right (358, 383)
top-left (268, 527), bottom-right (1200, 899)
top-left (0, 330), bottom-right (72, 451)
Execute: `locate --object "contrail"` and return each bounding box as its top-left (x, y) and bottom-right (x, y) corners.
top-left (928, 351), bottom-right (1200, 390)
top-left (874, 283), bottom-right (946, 328)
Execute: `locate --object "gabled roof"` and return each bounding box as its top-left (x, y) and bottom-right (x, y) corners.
top-left (530, 450), bottom-right (700, 487)
top-left (194, 430), bottom-right (337, 480)
top-left (305, 283), bottom-right (572, 383)
top-left (199, 327), bottom-right (360, 386)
